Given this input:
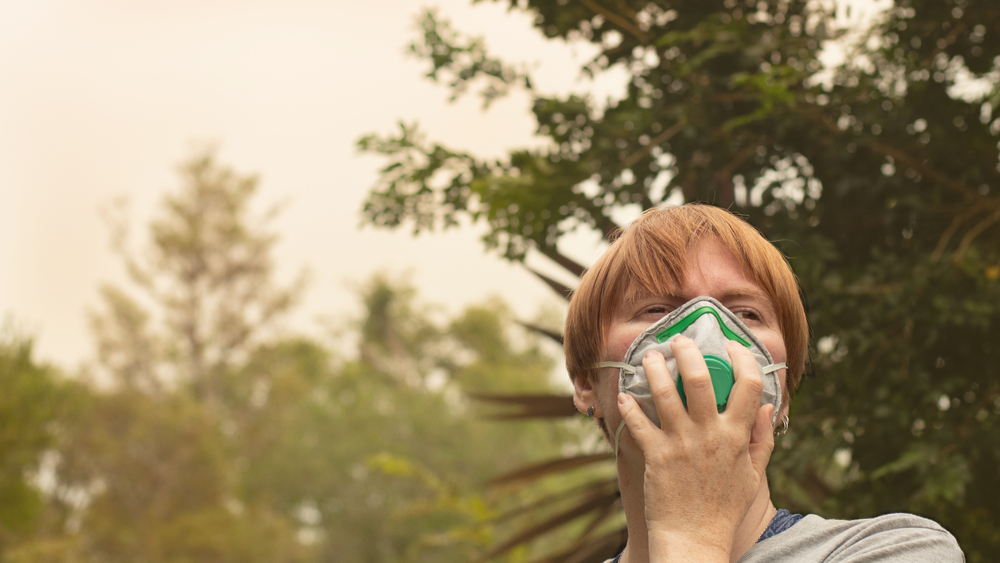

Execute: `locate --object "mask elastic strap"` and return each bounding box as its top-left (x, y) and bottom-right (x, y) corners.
top-left (762, 362), bottom-right (786, 374)
top-left (595, 362), bottom-right (633, 458)
top-left (762, 363), bottom-right (786, 425)
top-left (594, 361), bottom-right (635, 374)
top-left (614, 420), bottom-right (626, 458)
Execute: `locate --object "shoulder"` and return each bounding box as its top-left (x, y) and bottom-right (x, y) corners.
top-left (740, 513), bottom-right (964, 563)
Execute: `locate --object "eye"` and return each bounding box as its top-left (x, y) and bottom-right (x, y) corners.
top-left (635, 304), bottom-right (671, 321)
top-left (733, 309), bottom-right (761, 323)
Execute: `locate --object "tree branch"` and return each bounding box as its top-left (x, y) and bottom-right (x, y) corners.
top-left (578, 0), bottom-right (649, 45)
top-left (527, 266), bottom-right (574, 300)
top-left (931, 204), bottom-right (981, 262)
top-left (806, 109), bottom-right (994, 208)
top-left (537, 246), bottom-right (588, 278)
top-left (952, 206), bottom-right (1000, 262)
top-left (622, 118), bottom-right (687, 169)
top-left (516, 320), bottom-right (564, 345)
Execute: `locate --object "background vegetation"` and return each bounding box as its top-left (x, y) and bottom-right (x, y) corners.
top-left (3, 0), bottom-right (999, 562)
top-left (0, 152), bottom-right (584, 563)
top-left (359, 0), bottom-right (1000, 561)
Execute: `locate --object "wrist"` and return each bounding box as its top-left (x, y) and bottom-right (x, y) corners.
top-left (648, 529), bottom-right (731, 563)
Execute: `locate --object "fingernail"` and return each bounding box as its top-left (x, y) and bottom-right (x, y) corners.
top-left (645, 349), bottom-right (662, 360)
top-left (618, 393), bottom-right (627, 405)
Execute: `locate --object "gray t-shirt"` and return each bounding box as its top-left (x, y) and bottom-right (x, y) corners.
top-left (604, 513), bottom-right (963, 562)
top-left (739, 513), bottom-right (963, 562)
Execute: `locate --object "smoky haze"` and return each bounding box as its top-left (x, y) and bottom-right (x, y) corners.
top-left (0, 0), bottom-right (625, 367)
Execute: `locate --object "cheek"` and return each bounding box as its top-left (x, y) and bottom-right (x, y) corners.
top-left (753, 329), bottom-right (787, 365)
top-left (605, 324), bottom-right (643, 362)
top-left (604, 329), bottom-right (634, 362)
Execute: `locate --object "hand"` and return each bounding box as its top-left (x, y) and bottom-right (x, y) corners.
top-left (617, 336), bottom-right (775, 561)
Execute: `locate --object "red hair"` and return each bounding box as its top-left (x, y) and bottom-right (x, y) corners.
top-left (564, 204), bottom-right (808, 396)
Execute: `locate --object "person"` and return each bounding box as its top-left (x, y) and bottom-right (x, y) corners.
top-left (563, 204), bottom-right (964, 563)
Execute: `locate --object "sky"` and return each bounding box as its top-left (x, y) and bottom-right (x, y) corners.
top-left (0, 0), bottom-right (633, 369)
top-left (0, 0), bottom-right (892, 370)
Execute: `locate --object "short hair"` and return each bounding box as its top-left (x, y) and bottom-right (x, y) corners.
top-left (563, 204), bottom-right (809, 398)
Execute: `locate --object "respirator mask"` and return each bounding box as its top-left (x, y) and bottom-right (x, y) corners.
top-left (594, 296), bottom-right (785, 456)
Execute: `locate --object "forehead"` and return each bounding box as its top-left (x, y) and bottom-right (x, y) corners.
top-left (616, 239), bottom-right (775, 310)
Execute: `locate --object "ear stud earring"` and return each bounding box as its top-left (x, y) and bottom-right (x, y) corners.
top-left (587, 406), bottom-right (595, 418)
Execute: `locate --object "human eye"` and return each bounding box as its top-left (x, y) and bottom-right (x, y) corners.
top-left (636, 304), bottom-right (671, 320)
top-left (632, 303), bottom-right (669, 323)
top-left (733, 308), bottom-right (761, 323)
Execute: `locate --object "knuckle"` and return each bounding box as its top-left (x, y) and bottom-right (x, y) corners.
top-left (648, 448), bottom-right (671, 465)
top-left (652, 384), bottom-right (674, 403)
top-left (743, 375), bottom-right (764, 395)
top-left (682, 370), bottom-right (713, 390)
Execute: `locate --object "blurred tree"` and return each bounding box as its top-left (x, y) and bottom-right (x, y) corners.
top-left (300, 277), bottom-right (581, 563)
top-left (360, 0), bottom-right (1000, 560)
top-left (0, 332), bottom-right (79, 561)
top-left (6, 151), bottom-right (314, 563)
top-left (91, 150), bottom-right (304, 407)
top-left (2, 151), bottom-right (578, 563)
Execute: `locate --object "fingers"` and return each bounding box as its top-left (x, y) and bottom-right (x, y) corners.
top-left (724, 340), bottom-right (765, 431)
top-left (642, 349), bottom-right (686, 430)
top-left (748, 404), bottom-right (776, 477)
top-left (617, 392), bottom-right (659, 453)
top-left (670, 336), bottom-right (717, 423)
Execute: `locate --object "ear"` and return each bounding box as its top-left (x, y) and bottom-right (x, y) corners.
top-left (776, 369), bottom-right (791, 426)
top-left (572, 375), bottom-right (602, 418)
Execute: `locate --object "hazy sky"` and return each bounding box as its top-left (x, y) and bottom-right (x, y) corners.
top-left (0, 0), bottom-right (891, 369)
top-left (0, 0), bottom-right (635, 368)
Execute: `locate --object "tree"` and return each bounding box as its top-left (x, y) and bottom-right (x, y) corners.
top-left (0, 332), bottom-right (79, 561)
top-left (360, 1), bottom-right (1000, 560)
top-left (13, 151), bottom-right (315, 563)
top-left (2, 149), bottom-right (580, 563)
top-left (319, 276), bottom-right (582, 563)
top-left (91, 150), bottom-right (303, 406)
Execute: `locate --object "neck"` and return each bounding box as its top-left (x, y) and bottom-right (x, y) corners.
top-left (615, 452), bottom-right (777, 563)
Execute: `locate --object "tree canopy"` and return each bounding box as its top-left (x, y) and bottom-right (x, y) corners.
top-left (0, 152), bottom-right (579, 563)
top-left (360, 1), bottom-right (1000, 561)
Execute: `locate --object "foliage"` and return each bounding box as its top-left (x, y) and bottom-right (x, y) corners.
top-left (91, 151), bottom-right (304, 404)
top-left (332, 277), bottom-right (583, 563)
top-left (1, 152), bottom-right (578, 563)
top-left (359, 0), bottom-right (1000, 561)
top-left (0, 333), bottom-right (79, 560)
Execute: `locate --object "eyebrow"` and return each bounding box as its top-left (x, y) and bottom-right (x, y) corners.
top-left (624, 286), bottom-right (773, 309)
top-left (716, 286), bottom-right (772, 304)
top-left (624, 288), bottom-right (682, 305)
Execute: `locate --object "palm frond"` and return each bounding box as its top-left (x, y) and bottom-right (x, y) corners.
top-left (532, 528), bottom-right (627, 563)
top-left (526, 267), bottom-right (574, 300)
top-left (516, 320), bottom-right (564, 345)
top-left (487, 453), bottom-right (612, 486)
top-left (483, 490), bottom-right (621, 559)
top-left (469, 393), bottom-right (578, 419)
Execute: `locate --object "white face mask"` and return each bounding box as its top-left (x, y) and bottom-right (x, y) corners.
top-left (595, 296), bottom-right (785, 456)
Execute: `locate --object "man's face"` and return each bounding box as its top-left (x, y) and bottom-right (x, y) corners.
top-left (579, 237), bottom-right (788, 453)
